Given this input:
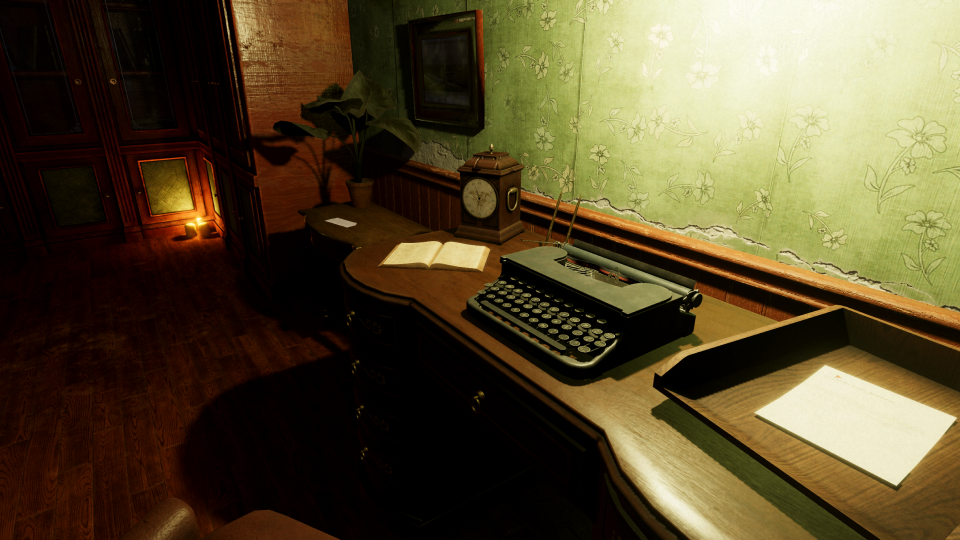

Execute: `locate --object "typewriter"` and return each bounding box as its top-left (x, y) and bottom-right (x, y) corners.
top-left (467, 239), bottom-right (702, 372)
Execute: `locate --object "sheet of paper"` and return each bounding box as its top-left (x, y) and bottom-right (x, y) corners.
top-left (325, 217), bottom-right (356, 228)
top-left (756, 365), bottom-right (956, 486)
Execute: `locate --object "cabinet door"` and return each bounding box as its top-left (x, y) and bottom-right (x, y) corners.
top-left (86, 0), bottom-right (190, 141)
top-left (127, 152), bottom-right (202, 226)
top-left (0, 0), bottom-right (101, 148)
top-left (216, 162), bottom-right (243, 256)
top-left (233, 175), bottom-right (267, 273)
top-left (0, 175), bottom-right (22, 247)
top-left (22, 156), bottom-right (123, 240)
top-left (206, 0), bottom-right (253, 171)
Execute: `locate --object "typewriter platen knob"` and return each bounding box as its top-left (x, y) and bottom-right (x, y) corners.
top-left (471, 391), bottom-right (485, 413)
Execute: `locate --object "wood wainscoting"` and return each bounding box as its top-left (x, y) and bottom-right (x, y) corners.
top-left (367, 152), bottom-right (960, 349)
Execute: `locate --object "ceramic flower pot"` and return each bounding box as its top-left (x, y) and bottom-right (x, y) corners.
top-left (346, 178), bottom-right (374, 209)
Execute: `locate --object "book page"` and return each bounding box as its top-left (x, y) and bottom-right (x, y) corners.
top-left (378, 241), bottom-right (443, 268)
top-left (430, 242), bottom-right (490, 272)
top-left (756, 365), bottom-right (956, 486)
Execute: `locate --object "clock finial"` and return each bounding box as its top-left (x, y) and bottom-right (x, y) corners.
top-left (489, 144), bottom-right (494, 153)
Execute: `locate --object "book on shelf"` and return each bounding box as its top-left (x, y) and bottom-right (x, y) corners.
top-left (379, 241), bottom-right (490, 272)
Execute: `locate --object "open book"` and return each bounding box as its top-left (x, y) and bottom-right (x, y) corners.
top-left (379, 241), bottom-right (490, 272)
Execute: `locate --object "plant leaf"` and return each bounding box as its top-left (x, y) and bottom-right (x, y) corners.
top-left (728, 0), bottom-right (743, 19)
top-left (368, 117), bottom-right (421, 152)
top-left (590, 176), bottom-right (599, 188)
top-left (902, 253), bottom-right (920, 271)
top-left (863, 165), bottom-right (879, 191)
top-left (573, 17), bottom-right (585, 23)
top-left (939, 45), bottom-right (949, 74)
top-left (556, 41), bottom-right (566, 48)
top-left (714, 130), bottom-right (722, 149)
top-left (777, 146), bottom-right (787, 165)
top-left (653, 67), bottom-right (663, 79)
top-left (708, 19), bottom-right (721, 35)
top-left (603, 120), bottom-right (616, 134)
top-left (600, 67), bottom-right (612, 75)
top-left (575, 0), bottom-right (583, 12)
top-left (667, 173), bottom-right (679, 187)
top-left (550, 98), bottom-right (558, 114)
top-left (797, 46), bottom-right (809, 65)
top-left (523, 45), bottom-right (532, 53)
top-left (340, 72), bottom-right (395, 120)
top-left (880, 184), bottom-right (914, 203)
top-left (789, 156), bottom-right (812, 172)
top-left (539, 90), bottom-right (549, 109)
top-left (814, 210), bottom-right (829, 218)
top-left (630, 166), bottom-right (642, 175)
top-left (808, 215), bottom-right (814, 228)
top-left (928, 257), bottom-right (945, 275)
top-left (934, 166), bottom-right (960, 181)
top-left (677, 137), bottom-right (693, 148)
top-left (543, 157), bottom-right (554, 165)
top-left (740, 215), bottom-right (753, 220)
top-left (687, 117), bottom-right (699, 134)
top-left (273, 121), bottom-right (329, 139)
top-left (715, 150), bottom-right (735, 157)
top-left (666, 191), bottom-right (681, 202)
top-left (736, 201), bottom-right (744, 213)
top-left (642, 62), bottom-right (649, 77)
top-left (610, 108), bottom-right (621, 117)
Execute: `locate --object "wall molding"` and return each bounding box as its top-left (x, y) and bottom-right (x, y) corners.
top-left (368, 153), bottom-right (960, 347)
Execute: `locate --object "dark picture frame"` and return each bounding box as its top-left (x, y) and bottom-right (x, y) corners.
top-left (408, 10), bottom-right (484, 128)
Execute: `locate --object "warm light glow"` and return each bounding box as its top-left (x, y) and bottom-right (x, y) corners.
top-left (196, 217), bottom-right (202, 225)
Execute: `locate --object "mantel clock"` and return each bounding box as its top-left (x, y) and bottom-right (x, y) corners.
top-left (455, 145), bottom-right (524, 244)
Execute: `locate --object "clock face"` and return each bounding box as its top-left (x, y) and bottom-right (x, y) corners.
top-left (462, 178), bottom-right (498, 220)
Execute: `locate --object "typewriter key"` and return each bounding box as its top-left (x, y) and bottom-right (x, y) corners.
top-left (554, 298), bottom-right (564, 303)
top-left (561, 324), bottom-right (573, 331)
top-left (530, 297), bottom-right (541, 303)
top-left (521, 293), bottom-right (531, 298)
top-left (502, 303), bottom-right (512, 308)
top-left (568, 317), bottom-right (581, 324)
top-left (568, 340), bottom-right (581, 347)
top-left (603, 333), bottom-right (616, 340)
top-left (558, 312), bottom-right (570, 318)
top-left (574, 308), bottom-right (585, 313)
top-left (519, 313), bottom-right (529, 318)
top-left (577, 346), bottom-right (591, 353)
top-left (518, 280), bottom-right (526, 285)
top-left (485, 283), bottom-right (493, 287)
top-left (590, 328), bottom-right (603, 335)
top-left (551, 319), bottom-right (563, 325)
top-left (528, 318), bottom-right (539, 324)
top-left (585, 313), bottom-right (596, 319)
top-left (583, 336), bottom-right (595, 343)
top-left (496, 281), bottom-right (507, 285)
top-left (489, 286), bottom-right (500, 291)
top-left (547, 328), bottom-right (558, 335)
top-left (558, 334), bottom-right (570, 340)
top-left (494, 298), bottom-right (503, 303)
top-left (548, 307), bottom-right (560, 313)
top-left (505, 284), bottom-right (515, 289)
top-left (564, 303), bottom-right (574, 309)
top-left (571, 330), bottom-right (583, 336)
top-left (544, 293), bottom-right (554, 298)
top-left (498, 290), bottom-right (508, 295)
top-left (510, 307), bottom-right (520, 313)
top-left (523, 304), bottom-right (534, 310)
top-left (537, 323), bottom-right (549, 329)
top-left (486, 294), bottom-right (496, 299)
top-left (506, 295), bottom-right (516, 300)
top-left (579, 322), bottom-right (591, 329)
top-left (531, 309), bottom-right (542, 314)
top-left (597, 319), bottom-right (608, 325)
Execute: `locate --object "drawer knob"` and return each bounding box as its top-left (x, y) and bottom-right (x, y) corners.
top-left (351, 360), bottom-right (360, 375)
top-left (360, 447), bottom-right (367, 461)
top-left (345, 310), bottom-right (355, 327)
top-left (471, 391), bottom-right (485, 413)
top-left (355, 405), bottom-right (364, 419)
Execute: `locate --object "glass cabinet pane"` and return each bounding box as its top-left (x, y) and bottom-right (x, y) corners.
top-left (139, 158), bottom-right (194, 215)
top-left (205, 160), bottom-right (220, 216)
top-left (103, 0), bottom-right (176, 131)
top-left (0, 1), bottom-right (82, 136)
top-left (40, 166), bottom-right (108, 227)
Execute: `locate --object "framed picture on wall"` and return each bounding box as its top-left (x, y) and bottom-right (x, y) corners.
top-left (408, 10), bottom-right (484, 128)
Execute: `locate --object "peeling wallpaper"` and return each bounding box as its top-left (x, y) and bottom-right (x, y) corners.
top-left (348, 0), bottom-right (960, 312)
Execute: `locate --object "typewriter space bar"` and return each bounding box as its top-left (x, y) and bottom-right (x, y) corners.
top-left (479, 300), bottom-right (567, 351)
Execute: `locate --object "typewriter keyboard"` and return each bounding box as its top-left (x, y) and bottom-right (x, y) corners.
top-left (474, 276), bottom-right (620, 363)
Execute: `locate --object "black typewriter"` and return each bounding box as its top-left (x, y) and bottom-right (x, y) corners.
top-left (467, 239), bottom-right (702, 372)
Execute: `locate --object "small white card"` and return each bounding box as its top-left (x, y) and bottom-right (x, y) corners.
top-left (325, 217), bottom-right (356, 228)
top-left (756, 365), bottom-right (956, 487)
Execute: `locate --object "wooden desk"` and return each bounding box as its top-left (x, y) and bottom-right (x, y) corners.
top-left (300, 203), bottom-right (431, 262)
top-left (341, 230), bottom-right (864, 540)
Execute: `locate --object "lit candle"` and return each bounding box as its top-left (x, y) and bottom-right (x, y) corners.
top-left (184, 222), bottom-right (197, 238)
top-left (198, 219), bottom-right (213, 238)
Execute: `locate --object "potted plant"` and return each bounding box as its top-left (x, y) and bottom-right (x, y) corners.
top-left (273, 71), bottom-right (421, 208)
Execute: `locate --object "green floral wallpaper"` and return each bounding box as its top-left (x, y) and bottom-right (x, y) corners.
top-left (349, 0), bottom-right (960, 312)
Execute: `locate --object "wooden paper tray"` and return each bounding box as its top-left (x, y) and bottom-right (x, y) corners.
top-left (653, 306), bottom-right (960, 540)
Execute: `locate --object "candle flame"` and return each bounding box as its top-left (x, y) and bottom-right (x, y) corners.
top-left (196, 217), bottom-right (202, 225)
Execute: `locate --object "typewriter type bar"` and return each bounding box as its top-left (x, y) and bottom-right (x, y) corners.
top-left (467, 243), bottom-right (702, 372)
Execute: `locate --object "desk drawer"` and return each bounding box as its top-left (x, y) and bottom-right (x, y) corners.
top-left (418, 332), bottom-right (587, 492)
top-left (351, 357), bottom-right (403, 398)
top-left (345, 302), bottom-right (397, 346)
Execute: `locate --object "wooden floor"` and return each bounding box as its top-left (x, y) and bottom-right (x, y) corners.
top-left (0, 235), bottom-right (591, 540)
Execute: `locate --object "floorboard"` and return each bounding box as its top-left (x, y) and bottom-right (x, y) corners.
top-left (0, 236), bottom-right (591, 539)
